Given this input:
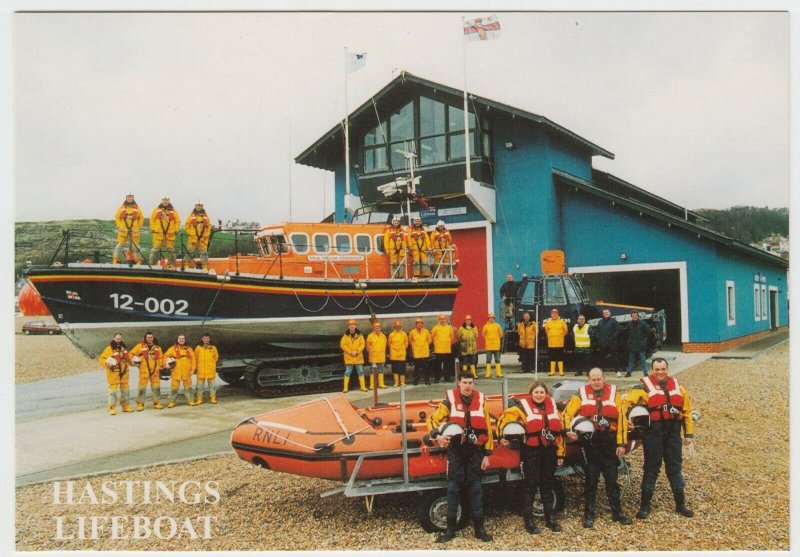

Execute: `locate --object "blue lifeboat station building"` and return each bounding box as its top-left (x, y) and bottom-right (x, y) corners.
top-left (296, 72), bottom-right (788, 352)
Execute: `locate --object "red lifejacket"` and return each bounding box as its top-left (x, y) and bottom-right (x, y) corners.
top-left (172, 345), bottom-right (193, 359)
top-left (139, 344), bottom-right (162, 361)
top-left (578, 384), bottom-right (619, 431)
top-left (446, 389), bottom-right (489, 444)
top-left (431, 230), bottom-right (452, 248)
top-left (642, 376), bottom-right (684, 421)
top-left (519, 396), bottom-right (562, 447)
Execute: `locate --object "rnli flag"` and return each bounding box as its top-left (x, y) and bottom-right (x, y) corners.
top-left (346, 52), bottom-right (367, 73)
top-left (463, 15), bottom-right (501, 41)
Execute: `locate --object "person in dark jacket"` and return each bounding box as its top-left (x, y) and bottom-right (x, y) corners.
top-left (499, 274), bottom-right (519, 328)
top-left (624, 311), bottom-right (650, 377)
top-left (595, 309), bottom-right (620, 367)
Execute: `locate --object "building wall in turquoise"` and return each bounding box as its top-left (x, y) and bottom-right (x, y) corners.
top-left (560, 191), bottom-right (787, 342)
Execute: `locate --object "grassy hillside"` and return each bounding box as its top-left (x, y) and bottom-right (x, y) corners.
top-left (14, 220), bottom-right (257, 279)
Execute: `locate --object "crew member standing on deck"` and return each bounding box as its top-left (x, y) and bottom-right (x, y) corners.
top-left (185, 200), bottom-right (212, 269)
top-left (429, 220), bottom-right (457, 278)
top-left (130, 332), bottom-right (165, 411)
top-left (112, 193), bottom-right (144, 264)
top-left (149, 195), bottom-right (181, 267)
top-left (406, 216), bottom-right (431, 277)
top-left (383, 216), bottom-right (407, 278)
top-left (98, 333), bottom-right (132, 415)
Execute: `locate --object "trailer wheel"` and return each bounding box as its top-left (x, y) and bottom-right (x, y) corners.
top-left (530, 481), bottom-right (565, 518)
top-left (417, 491), bottom-right (469, 533)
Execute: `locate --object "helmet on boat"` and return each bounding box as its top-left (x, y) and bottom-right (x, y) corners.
top-left (571, 416), bottom-right (596, 439)
top-left (195, 200), bottom-right (203, 206)
top-left (628, 405), bottom-right (650, 432)
top-left (436, 220), bottom-right (445, 228)
top-left (501, 421), bottom-right (526, 444)
top-left (161, 195), bottom-right (170, 201)
top-left (347, 319), bottom-right (357, 326)
top-left (391, 216), bottom-right (400, 223)
top-left (438, 422), bottom-right (464, 438)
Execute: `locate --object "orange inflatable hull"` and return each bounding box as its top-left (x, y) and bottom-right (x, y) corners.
top-left (230, 394), bottom-right (586, 483)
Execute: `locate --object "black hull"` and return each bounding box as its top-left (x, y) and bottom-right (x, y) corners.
top-left (26, 264), bottom-right (459, 360)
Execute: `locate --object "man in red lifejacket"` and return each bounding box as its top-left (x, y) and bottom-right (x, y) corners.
top-left (622, 357), bottom-right (695, 519)
top-left (427, 373), bottom-right (494, 543)
top-left (564, 368), bottom-right (633, 528)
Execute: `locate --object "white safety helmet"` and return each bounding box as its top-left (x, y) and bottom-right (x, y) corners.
top-left (438, 422), bottom-right (465, 438)
top-left (628, 405), bottom-right (650, 431)
top-left (392, 216), bottom-right (400, 223)
top-left (436, 220), bottom-right (445, 228)
top-left (571, 416), bottom-right (596, 438)
top-left (131, 356), bottom-right (141, 365)
top-left (105, 356), bottom-right (118, 367)
top-left (165, 356), bottom-right (176, 368)
top-left (501, 421), bottom-right (526, 444)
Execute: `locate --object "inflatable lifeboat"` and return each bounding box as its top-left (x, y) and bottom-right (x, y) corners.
top-left (230, 392), bottom-right (593, 483)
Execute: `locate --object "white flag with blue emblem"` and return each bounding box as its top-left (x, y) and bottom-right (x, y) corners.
top-left (345, 52), bottom-right (367, 73)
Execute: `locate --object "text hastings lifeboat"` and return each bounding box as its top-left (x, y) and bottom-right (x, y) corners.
top-left (24, 222), bottom-right (459, 390)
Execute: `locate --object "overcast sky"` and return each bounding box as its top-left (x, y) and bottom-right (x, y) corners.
top-left (12, 10), bottom-right (789, 225)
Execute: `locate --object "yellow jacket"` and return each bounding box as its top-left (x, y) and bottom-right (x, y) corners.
top-left (150, 204), bottom-right (181, 237)
top-left (194, 344), bottom-right (219, 379)
top-left (409, 327), bottom-right (432, 359)
top-left (431, 323), bottom-right (454, 354)
top-left (366, 331), bottom-right (388, 364)
top-left (340, 331), bottom-right (366, 365)
top-left (517, 321), bottom-right (538, 349)
top-left (406, 226), bottom-right (431, 252)
top-left (388, 330), bottom-right (409, 361)
top-left (383, 225), bottom-right (406, 253)
top-left (429, 229), bottom-right (453, 249)
top-left (562, 388), bottom-right (627, 446)
top-left (185, 210), bottom-right (212, 239)
top-left (164, 344), bottom-right (195, 376)
top-left (496, 402), bottom-right (566, 458)
top-left (129, 342), bottom-right (164, 377)
top-left (621, 382), bottom-right (694, 438)
top-left (545, 318), bottom-right (568, 348)
top-left (427, 392), bottom-right (494, 452)
top-left (98, 344), bottom-right (130, 373)
top-left (457, 325), bottom-right (478, 356)
top-left (115, 203), bottom-right (144, 232)
top-left (482, 321), bottom-right (503, 351)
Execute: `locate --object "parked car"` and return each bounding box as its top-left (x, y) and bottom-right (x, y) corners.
top-left (21, 321), bottom-right (62, 335)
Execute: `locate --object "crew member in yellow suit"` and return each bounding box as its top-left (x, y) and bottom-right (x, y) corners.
top-left (431, 314), bottom-right (455, 382)
top-left (149, 195), bottom-right (181, 266)
top-left (366, 321), bottom-right (389, 389)
top-left (185, 200), bottom-right (213, 269)
top-left (482, 312), bottom-right (504, 378)
top-left (165, 334), bottom-right (197, 407)
top-left (194, 332), bottom-right (220, 404)
top-left (429, 220), bottom-right (458, 278)
top-left (383, 216), bottom-right (407, 278)
top-left (545, 308), bottom-right (569, 376)
top-left (388, 320), bottom-right (409, 386)
top-left (341, 319), bottom-right (367, 393)
top-left (406, 216), bottom-right (431, 277)
top-left (130, 331), bottom-right (165, 411)
top-left (98, 333), bottom-right (132, 415)
top-left (113, 193), bottom-right (144, 264)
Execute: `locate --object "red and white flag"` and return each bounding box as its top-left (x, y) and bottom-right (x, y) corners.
top-left (463, 15), bottom-right (501, 41)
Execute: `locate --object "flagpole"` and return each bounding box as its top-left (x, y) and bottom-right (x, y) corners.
top-left (461, 17), bottom-right (472, 181)
top-left (344, 47), bottom-right (351, 222)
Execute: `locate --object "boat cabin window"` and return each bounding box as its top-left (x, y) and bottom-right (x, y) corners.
top-left (374, 235), bottom-right (385, 254)
top-left (290, 233), bottom-right (309, 254)
top-left (355, 234), bottom-right (371, 254)
top-left (313, 233), bottom-right (331, 254)
top-left (563, 276), bottom-right (585, 305)
top-left (334, 234), bottom-right (351, 254)
top-left (544, 278), bottom-right (567, 306)
top-left (269, 235), bottom-right (289, 255)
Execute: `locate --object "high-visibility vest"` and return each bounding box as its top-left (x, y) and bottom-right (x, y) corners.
top-left (578, 384), bottom-right (618, 430)
top-left (573, 323), bottom-right (591, 348)
top-left (519, 397), bottom-right (562, 447)
top-left (642, 376), bottom-right (684, 421)
top-left (446, 389), bottom-right (489, 443)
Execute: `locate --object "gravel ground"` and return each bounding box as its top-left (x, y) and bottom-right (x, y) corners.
top-left (14, 342), bottom-right (789, 551)
top-left (14, 316), bottom-right (97, 384)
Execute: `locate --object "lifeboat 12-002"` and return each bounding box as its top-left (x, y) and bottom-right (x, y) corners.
top-left (24, 222), bottom-right (459, 394)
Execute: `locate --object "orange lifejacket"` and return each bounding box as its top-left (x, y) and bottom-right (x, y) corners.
top-left (430, 230), bottom-right (452, 249)
top-left (446, 389), bottom-right (489, 444)
top-left (519, 396), bottom-right (562, 447)
top-left (642, 376), bottom-right (684, 421)
top-left (578, 384), bottom-right (619, 431)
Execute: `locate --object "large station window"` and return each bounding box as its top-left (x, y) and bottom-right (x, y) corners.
top-left (364, 123), bottom-right (388, 173)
